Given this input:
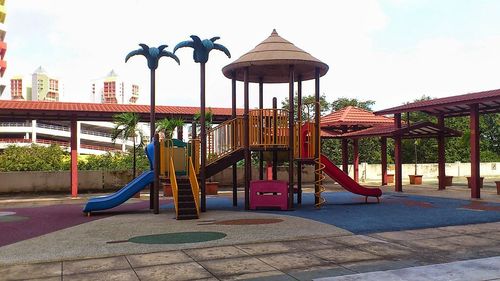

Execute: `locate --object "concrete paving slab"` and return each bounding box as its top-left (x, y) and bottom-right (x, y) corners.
top-left (282, 238), bottom-right (341, 251)
top-left (62, 269), bottom-right (139, 281)
top-left (439, 235), bottom-right (497, 247)
top-left (287, 265), bottom-right (354, 281)
top-left (235, 242), bottom-right (296, 255)
top-left (314, 256), bottom-right (500, 281)
top-left (126, 250), bottom-right (194, 268)
top-left (327, 235), bottom-right (387, 246)
top-left (477, 231), bottom-right (500, 241)
top-left (199, 256), bottom-right (275, 277)
top-left (26, 277), bottom-right (61, 281)
top-left (184, 245), bottom-right (249, 261)
top-left (403, 228), bottom-right (454, 239)
top-left (358, 242), bottom-right (414, 258)
top-left (63, 256), bottom-right (130, 275)
top-left (134, 262), bottom-right (213, 281)
top-left (310, 247), bottom-right (380, 263)
top-left (397, 237), bottom-right (459, 252)
top-left (438, 223), bottom-right (500, 235)
top-left (0, 261), bottom-right (62, 280)
top-left (370, 231), bottom-right (422, 241)
top-left (218, 270), bottom-right (294, 281)
top-left (256, 252), bottom-right (329, 271)
top-left (339, 259), bottom-right (413, 274)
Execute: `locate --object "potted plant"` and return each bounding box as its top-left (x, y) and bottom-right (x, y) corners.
top-left (409, 139), bottom-right (423, 185)
top-left (156, 117), bottom-right (185, 197)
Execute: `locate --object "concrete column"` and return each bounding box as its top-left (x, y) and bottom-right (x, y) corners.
top-left (353, 139), bottom-right (359, 183)
top-left (31, 120), bottom-right (37, 143)
top-left (381, 137), bottom-right (387, 185)
top-left (394, 113), bottom-right (403, 192)
top-left (437, 115), bottom-right (446, 190)
top-left (70, 118), bottom-right (78, 198)
top-left (469, 104), bottom-right (480, 198)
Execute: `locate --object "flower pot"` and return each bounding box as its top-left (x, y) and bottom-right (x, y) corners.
top-left (133, 192), bottom-right (141, 198)
top-left (438, 176), bottom-right (454, 186)
top-left (409, 175), bottom-right (423, 185)
top-left (466, 177), bottom-right (483, 189)
top-left (386, 174), bottom-right (394, 184)
top-left (495, 181), bottom-right (500, 195)
top-left (163, 183), bottom-right (173, 197)
top-left (206, 182), bottom-right (219, 195)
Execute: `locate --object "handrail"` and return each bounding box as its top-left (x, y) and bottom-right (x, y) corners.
top-left (169, 157), bottom-right (179, 218)
top-left (187, 139), bottom-right (200, 174)
top-left (205, 117), bottom-right (243, 165)
top-left (188, 156), bottom-right (200, 217)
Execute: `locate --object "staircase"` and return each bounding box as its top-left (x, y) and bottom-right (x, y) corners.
top-left (205, 148), bottom-right (244, 178)
top-left (176, 177), bottom-right (199, 220)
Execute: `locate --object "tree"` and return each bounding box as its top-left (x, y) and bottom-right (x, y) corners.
top-left (281, 93), bottom-right (331, 121)
top-left (331, 97), bottom-right (375, 111)
top-left (111, 112), bottom-right (143, 177)
top-left (156, 118), bottom-right (184, 139)
top-left (174, 35), bottom-right (230, 212)
top-left (125, 44), bottom-right (179, 141)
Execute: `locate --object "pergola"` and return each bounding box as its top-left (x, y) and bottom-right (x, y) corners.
top-left (375, 88), bottom-right (500, 198)
top-left (222, 29), bottom-right (329, 209)
top-left (0, 100), bottom-right (241, 197)
top-left (320, 106), bottom-right (394, 182)
top-left (339, 121), bottom-right (462, 185)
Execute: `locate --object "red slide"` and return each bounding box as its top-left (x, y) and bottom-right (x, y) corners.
top-left (321, 154), bottom-right (382, 199)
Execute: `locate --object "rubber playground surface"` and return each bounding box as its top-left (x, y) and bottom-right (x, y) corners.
top-left (1, 190), bottom-right (499, 249)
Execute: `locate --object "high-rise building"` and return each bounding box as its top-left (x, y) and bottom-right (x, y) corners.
top-left (10, 67), bottom-right (62, 101)
top-left (0, 0), bottom-right (7, 97)
top-left (91, 70), bottom-right (139, 104)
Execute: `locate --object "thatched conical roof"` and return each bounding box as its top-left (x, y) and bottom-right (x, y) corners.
top-left (222, 29), bottom-right (329, 83)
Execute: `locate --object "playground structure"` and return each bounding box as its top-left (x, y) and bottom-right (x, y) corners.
top-left (82, 30), bottom-right (383, 219)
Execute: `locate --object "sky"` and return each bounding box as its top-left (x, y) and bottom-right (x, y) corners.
top-left (4, 0), bottom-right (500, 111)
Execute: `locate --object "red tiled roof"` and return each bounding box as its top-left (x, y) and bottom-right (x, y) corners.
top-left (321, 106), bottom-right (394, 128)
top-left (0, 100), bottom-right (243, 122)
top-left (375, 89), bottom-right (500, 117)
top-left (338, 122), bottom-right (462, 139)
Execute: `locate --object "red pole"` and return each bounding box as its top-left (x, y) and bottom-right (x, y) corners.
top-left (438, 115), bottom-right (446, 190)
top-left (394, 113), bottom-right (403, 192)
top-left (353, 139), bottom-right (359, 183)
top-left (342, 138), bottom-right (349, 173)
top-left (470, 104), bottom-right (480, 198)
top-left (381, 137), bottom-right (387, 185)
top-left (70, 118), bottom-right (78, 197)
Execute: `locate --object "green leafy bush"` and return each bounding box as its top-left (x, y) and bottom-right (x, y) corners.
top-left (0, 144), bottom-right (69, 171)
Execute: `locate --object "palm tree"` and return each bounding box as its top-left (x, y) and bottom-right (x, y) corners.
top-left (125, 44), bottom-right (179, 213)
top-left (111, 112), bottom-right (143, 178)
top-left (125, 44), bottom-right (180, 141)
top-left (156, 117), bottom-right (185, 139)
top-left (174, 35), bottom-right (230, 212)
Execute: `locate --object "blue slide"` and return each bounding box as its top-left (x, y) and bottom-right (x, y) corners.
top-left (83, 143), bottom-right (155, 213)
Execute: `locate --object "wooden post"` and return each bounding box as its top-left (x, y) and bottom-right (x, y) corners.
top-left (149, 69), bottom-right (156, 209)
top-left (381, 137), bottom-right (388, 186)
top-left (70, 117), bottom-right (78, 198)
top-left (342, 138), bottom-right (349, 173)
top-left (200, 63), bottom-right (207, 212)
top-left (154, 133), bottom-right (160, 214)
top-left (231, 72), bottom-right (238, 206)
top-left (353, 138), bottom-right (359, 183)
top-left (259, 78), bottom-right (264, 180)
top-left (437, 115), bottom-right (446, 190)
top-left (314, 68), bottom-right (321, 206)
top-left (177, 125), bottom-right (183, 141)
top-left (244, 67), bottom-right (251, 210)
top-left (288, 65), bottom-right (295, 209)
top-left (469, 104), bottom-right (480, 198)
top-left (272, 97), bottom-right (278, 180)
top-left (394, 113), bottom-right (403, 192)
top-left (297, 76), bottom-right (303, 204)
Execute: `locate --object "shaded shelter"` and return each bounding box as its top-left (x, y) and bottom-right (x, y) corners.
top-left (375, 89), bottom-right (500, 198)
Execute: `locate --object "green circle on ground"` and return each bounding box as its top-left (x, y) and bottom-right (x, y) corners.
top-left (0, 215), bottom-right (29, 222)
top-left (128, 232), bottom-right (226, 244)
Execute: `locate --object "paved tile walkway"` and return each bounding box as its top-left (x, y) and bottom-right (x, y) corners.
top-left (1, 222), bottom-right (499, 281)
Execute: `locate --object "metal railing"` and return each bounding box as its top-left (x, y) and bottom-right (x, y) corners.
top-left (0, 122), bottom-right (31, 127)
top-left (169, 157), bottom-right (179, 218)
